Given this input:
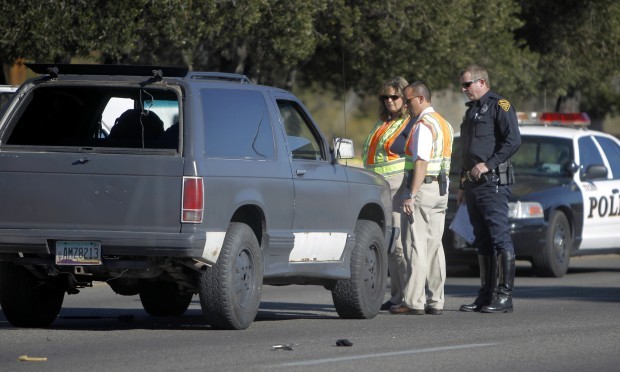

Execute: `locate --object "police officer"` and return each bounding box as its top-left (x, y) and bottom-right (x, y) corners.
top-left (457, 65), bottom-right (521, 313)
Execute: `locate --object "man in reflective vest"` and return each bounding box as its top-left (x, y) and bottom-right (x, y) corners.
top-left (390, 81), bottom-right (453, 315)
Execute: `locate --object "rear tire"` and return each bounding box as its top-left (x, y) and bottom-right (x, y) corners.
top-left (108, 278), bottom-right (141, 296)
top-left (533, 211), bottom-right (571, 277)
top-left (199, 222), bottom-right (262, 330)
top-left (0, 262), bottom-right (64, 328)
top-left (331, 220), bottom-right (387, 319)
top-left (139, 281), bottom-right (193, 316)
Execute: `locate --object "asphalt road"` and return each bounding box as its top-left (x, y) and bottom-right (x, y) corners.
top-left (1, 255), bottom-right (619, 372)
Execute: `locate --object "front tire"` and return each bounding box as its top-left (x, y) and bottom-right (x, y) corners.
top-left (0, 262), bottom-right (64, 328)
top-left (199, 222), bottom-right (262, 330)
top-left (139, 281), bottom-right (193, 316)
top-left (331, 220), bottom-right (387, 319)
top-left (533, 211), bottom-right (571, 277)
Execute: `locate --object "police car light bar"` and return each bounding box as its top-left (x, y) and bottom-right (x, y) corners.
top-left (517, 112), bottom-right (590, 127)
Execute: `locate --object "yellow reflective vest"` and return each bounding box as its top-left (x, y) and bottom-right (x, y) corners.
top-left (362, 116), bottom-right (411, 177)
top-left (404, 111), bottom-right (453, 175)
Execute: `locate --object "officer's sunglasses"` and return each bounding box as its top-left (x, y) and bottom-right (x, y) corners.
top-left (380, 95), bottom-right (401, 101)
top-left (461, 79), bottom-right (482, 89)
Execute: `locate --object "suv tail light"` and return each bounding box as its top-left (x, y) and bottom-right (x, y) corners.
top-left (182, 176), bottom-right (204, 223)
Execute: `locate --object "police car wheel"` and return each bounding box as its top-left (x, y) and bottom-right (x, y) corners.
top-left (533, 211), bottom-right (571, 278)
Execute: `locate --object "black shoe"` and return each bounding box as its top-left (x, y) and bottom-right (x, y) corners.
top-left (481, 252), bottom-right (515, 313)
top-left (425, 308), bottom-right (443, 315)
top-left (380, 300), bottom-right (397, 311)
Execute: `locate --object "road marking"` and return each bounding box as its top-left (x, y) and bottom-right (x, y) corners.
top-left (274, 343), bottom-right (497, 367)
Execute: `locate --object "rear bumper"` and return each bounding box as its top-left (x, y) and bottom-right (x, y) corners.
top-left (0, 229), bottom-right (205, 258)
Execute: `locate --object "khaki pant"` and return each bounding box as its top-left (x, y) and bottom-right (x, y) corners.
top-left (400, 179), bottom-right (448, 310)
top-left (385, 173), bottom-right (407, 304)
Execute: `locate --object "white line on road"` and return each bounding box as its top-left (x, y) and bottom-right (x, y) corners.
top-left (274, 343), bottom-right (497, 367)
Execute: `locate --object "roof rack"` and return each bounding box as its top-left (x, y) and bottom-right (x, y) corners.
top-left (517, 112), bottom-right (590, 127)
top-left (187, 72), bottom-right (251, 84)
top-left (26, 63), bottom-right (189, 78)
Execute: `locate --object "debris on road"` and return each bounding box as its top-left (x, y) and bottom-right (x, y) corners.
top-left (17, 355), bottom-right (48, 362)
top-left (336, 339), bottom-right (353, 347)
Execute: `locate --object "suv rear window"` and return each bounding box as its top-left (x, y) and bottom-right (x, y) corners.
top-left (4, 86), bottom-right (180, 150)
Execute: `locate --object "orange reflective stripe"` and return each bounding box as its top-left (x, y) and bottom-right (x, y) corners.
top-left (363, 117), bottom-right (410, 173)
top-left (365, 121), bottom-right (391, 165)
top-left (404, 112), bottom-right (453, 173)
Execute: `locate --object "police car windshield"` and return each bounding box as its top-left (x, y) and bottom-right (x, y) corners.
top-left (512, 136), bottom-right (573, 177)
top-left (450, 136), bottom-right (573, 178)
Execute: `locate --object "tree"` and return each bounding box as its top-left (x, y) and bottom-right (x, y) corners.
top-left (299, 0), bottom-right (539, 105)
top-left (188, 0), bottom-right (324, 88)
top-left (0, 1), bottom-right (97, 64)
top-left (517, 0), bottom-right (620, 127)
top-left (1, 0), bottom-right (618, 125)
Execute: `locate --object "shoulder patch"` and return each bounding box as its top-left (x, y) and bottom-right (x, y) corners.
top-left (498, 99), bottom-right (510, 112)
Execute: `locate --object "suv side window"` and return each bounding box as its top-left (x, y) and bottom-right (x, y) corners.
top-left (277, 100), bottom-right (324, 161)
top-left (201, 89), bottom-right (274, 159)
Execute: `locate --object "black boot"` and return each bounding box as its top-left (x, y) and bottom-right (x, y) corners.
top-left (460, 254), bottom-right (497, 312)
top-left (481, 251), bottom-right (515, 313)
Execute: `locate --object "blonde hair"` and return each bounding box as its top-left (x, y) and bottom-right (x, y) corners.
top-left (378, 76), bottom-right (409, 121)
top-left (460, 64), bottom-right (491, 89)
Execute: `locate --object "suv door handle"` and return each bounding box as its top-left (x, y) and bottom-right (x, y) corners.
top-left (73, 157), bottom-right (90, 165)
top-left (295, 169), bottom-right (306, 176)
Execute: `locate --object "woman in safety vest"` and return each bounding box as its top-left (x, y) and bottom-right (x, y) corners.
top-left (362, 76), bottom-right (413, 311)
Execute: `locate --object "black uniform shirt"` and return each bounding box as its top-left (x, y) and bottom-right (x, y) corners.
top-left (460, 90), bottom-right (521, 172)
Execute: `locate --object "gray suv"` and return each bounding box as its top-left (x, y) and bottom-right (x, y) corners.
top-left (0, 64), bottom-right (395, 329)
top-left (0, 85), bottom-right (18, 110)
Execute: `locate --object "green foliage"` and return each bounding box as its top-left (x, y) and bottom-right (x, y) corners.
top-left (0, 1), bottom-right (95, 63)
top-left (518, 0), bottom-right (620, 118)
top-left (0, 0), bottom-right (618, 121)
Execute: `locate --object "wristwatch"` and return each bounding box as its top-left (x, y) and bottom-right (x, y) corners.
top-left (404, 193), bottom-right (415, 200)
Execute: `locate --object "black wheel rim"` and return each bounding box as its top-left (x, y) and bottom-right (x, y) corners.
top-left (363, 242), bottom-right (381, 295)
top-left (552, 221), bottom-right (568, 264)
top-left (234, 248), bottom-right (255, 308)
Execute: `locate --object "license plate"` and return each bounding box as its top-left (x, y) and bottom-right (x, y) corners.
top-left (55, 241), bottom-right (102, 265)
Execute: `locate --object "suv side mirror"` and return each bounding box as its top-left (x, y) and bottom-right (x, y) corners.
top-left (333, 138), bottom-right (354, 160)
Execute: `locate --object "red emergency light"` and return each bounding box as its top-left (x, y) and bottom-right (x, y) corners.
top-left (539, 112), bottom-right (590, 126)
top-left (517, 112), bottom-right (590, 127)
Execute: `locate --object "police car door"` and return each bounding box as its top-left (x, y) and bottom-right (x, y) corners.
top-left (577, 134), bottom-right (620, 250)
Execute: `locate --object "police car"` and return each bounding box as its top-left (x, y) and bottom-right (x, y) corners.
top-left (444, 112), bottom-right (620, 277)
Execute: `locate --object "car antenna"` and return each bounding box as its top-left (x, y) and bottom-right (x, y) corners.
top-left (340, 46), bottom-right (348, 165)
top-left (341, 46), bottom-right (347, 140)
